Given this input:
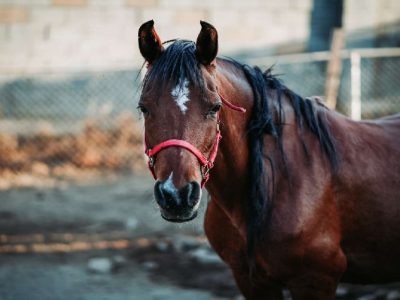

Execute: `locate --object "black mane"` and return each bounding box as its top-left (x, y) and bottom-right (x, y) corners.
top-left (237, 63), bottom-right (338, 260)
top-left (140, 40), bottom-right (338, 262)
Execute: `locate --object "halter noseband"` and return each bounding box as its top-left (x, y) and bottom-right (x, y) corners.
top-left (144, 93), bottom-right (246, 188)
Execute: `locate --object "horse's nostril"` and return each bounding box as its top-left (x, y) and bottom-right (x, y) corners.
top-left (154, 179), bottom-right (181, 209)
top-left (163, 191), bottom-right (175, 204)
top-left (179, 181), bottom-right (201, 207)
top-left (154, 181), bottom-right (168, 208)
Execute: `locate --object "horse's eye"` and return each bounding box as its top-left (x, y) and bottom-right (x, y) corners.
top-left (208, 103), bottom-right (222, 116)
top-left (137, 104), bottom-right (149, 116)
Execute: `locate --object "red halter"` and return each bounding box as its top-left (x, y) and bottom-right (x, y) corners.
top-left (144, 93), bottom-right (246, 188)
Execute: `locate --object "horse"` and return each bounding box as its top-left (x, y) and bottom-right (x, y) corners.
top-left (137, 20), bottom-right (400, 299)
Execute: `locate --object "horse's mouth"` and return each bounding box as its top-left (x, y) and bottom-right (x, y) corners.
top-left (161, 210), bottom-right (198, 223)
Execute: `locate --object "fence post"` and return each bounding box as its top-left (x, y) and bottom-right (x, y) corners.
top-left (350, 51), bottom-right (361, 120)
top-left (325, 28), bottom-right (344, 110)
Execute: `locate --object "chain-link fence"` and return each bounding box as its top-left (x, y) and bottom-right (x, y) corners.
top-left (1, 48), bottom-right (399, 188)
top-left (0, 69), bottom-right (145, 188)
top-left (245, 48), bottom-right (400, 118)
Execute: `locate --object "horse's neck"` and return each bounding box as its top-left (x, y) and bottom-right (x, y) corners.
top-left (206, 61), bottom-right (335, 226)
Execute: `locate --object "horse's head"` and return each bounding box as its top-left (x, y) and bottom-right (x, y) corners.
top-left (138, 20), bottom-right (221, 222)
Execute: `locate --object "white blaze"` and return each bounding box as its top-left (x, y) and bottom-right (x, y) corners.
top-left (164, 172), bottom-right (176, 194)
top-left (171, 78), bottom-right (190, 113)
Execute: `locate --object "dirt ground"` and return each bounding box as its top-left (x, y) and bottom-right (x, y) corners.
top-left (0, 174), bottom-right (399, 300)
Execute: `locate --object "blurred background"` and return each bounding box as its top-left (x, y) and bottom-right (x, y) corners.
top-left (0, 0), bottom-right (399, 299)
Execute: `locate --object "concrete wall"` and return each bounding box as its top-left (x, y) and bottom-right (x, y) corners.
top-left (344, 0), bottom-right (400, 32)
top-left (0, 0), bottom-right (311, 74)
top-left (0, 0), bottom-right (399, 75)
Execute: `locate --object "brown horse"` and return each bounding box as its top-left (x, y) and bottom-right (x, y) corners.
top-left (137, 20), bottom-right (400, 299)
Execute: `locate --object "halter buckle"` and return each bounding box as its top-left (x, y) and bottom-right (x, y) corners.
top-left (148, 156), bottom-right (155, 168)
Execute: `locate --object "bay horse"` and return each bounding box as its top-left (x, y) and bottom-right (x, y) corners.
top-left (137, 20), bottom-right (400, 299)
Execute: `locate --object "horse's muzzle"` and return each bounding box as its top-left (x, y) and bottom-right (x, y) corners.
top-left (154, 180), bottom-right (201, 222)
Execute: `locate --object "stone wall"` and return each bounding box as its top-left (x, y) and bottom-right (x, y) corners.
top-left (0, 0), bottom-right (398, 75)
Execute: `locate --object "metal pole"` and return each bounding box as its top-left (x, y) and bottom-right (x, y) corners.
top-left (350, 51), bottom-right (361, 120)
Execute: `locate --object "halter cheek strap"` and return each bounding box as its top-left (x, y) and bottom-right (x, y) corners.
top-left (144, 92), bottom-right (245, 188)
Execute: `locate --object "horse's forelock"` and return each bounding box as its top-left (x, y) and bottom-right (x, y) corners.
top-left (142, 40), bottom-right (206, 97)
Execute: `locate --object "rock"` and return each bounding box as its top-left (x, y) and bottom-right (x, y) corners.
top-left (141, 261), bottom-right (159, 271)
top-left (336, 285), bottom-right (349, 297)
top-left (126, 217), bottom-right (139, 230)
top-left (172, 235), bottom-right (201, 252)
top-left (112, 255), bottom-right (126, 267)
top-left (155, 241), bottom-right (169, 252)
top-left (387, 291), bottom-right (400, 300)
top-left (357, 295), bottom-right (377, 300)
top-left (282, 289), bottom-right (292, 300)
top-left (87, 257), bottom-right (114, 274)
top-left (188, 248), bottom-right (223, 265)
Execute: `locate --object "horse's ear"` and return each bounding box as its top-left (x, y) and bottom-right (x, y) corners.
top-left (195, 21), bottom-right (218, 66)
top-left (138, 20), bottom-right (164, 64)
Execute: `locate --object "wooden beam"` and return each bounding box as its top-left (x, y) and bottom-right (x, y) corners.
top-left (325, 28), bottom-right (344, 110)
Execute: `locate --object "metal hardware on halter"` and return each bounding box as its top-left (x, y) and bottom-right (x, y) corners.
top-left (148, 156), bottom-right (155, 168)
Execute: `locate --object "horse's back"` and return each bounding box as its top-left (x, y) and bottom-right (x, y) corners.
top-left (376, 112), bottom-right (400, 122)
top-left (367, 112), bottom-right (400, 153)
top-left (371, 112), bottom-right (400, 135)
top-left (337, 111), bottom-right (400, 172)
